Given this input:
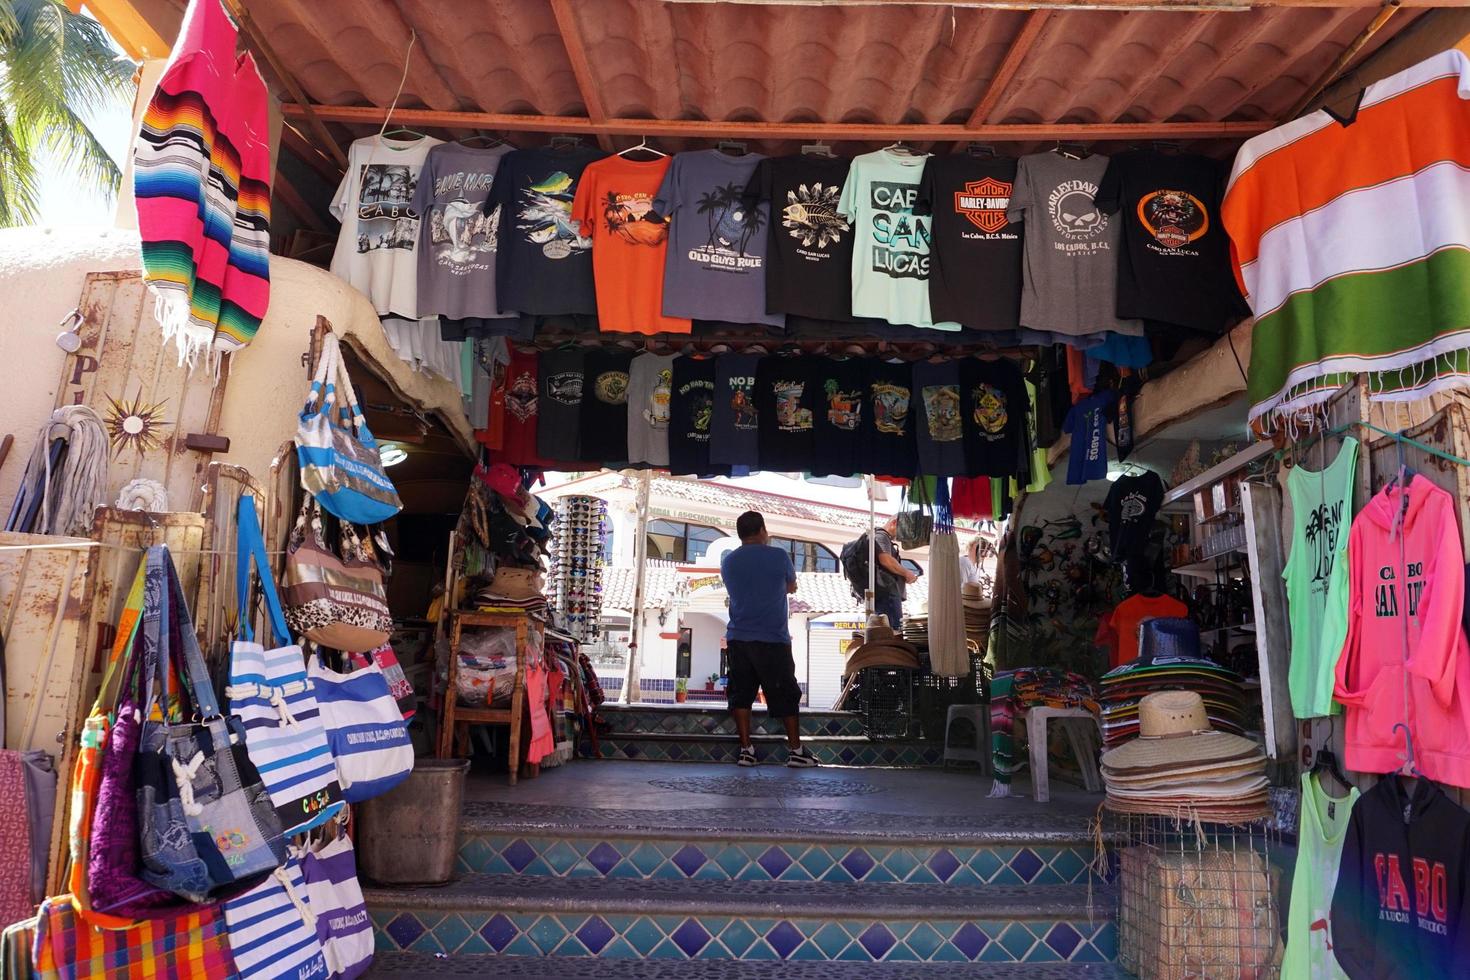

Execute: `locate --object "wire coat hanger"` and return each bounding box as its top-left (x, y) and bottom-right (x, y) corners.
top-left (377, 30), bottom-right (426, 142)
top-left (619, 135), bottom-right (667, 159)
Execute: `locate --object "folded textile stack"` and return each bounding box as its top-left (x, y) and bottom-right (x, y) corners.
top-left (1099, 654), bottom-right (1248, 749)
top-left (962, 583), bottom-right (991, 652)
top-left (469, 567), bottom-right (549, 621)
top-left (1101, 691), bottom-right (1269, 822)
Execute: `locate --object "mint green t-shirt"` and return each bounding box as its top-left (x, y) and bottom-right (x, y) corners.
top-left (837, 149), bottom-right (960, 331)
top-left (1284, 771), bottom-right (1358, 980)
top-left (1283, 437), bottom-right (1357, 718)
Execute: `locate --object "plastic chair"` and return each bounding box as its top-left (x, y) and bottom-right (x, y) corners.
top-left (1025, 706), bottom-right (1103, 803)
top-left (942, 703), bottom-right (993, 774)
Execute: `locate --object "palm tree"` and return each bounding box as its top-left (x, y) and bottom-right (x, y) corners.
top-left (737, 197), bottom-right (766, 256)
top-left (695, 189), bottom-right (719, 246)
top-left (0, 0), bottom-right (135, 226)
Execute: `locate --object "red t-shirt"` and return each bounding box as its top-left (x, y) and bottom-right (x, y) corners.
top-left (1099, 593), bottom-right (1189, 668)
top-left (490, 348), bottom-right (555, 468)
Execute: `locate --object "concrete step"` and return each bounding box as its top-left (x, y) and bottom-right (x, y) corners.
top-left (596, 733), bottom-right (942, 767)
top-left (598, 705), bottom-right (864, 738)
top-left (367, 952), bottom-right (1132, 977)
top-left (367, 874), bottom-right (1117, 965)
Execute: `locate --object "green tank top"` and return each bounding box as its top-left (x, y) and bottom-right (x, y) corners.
top-left (1284, 771), bottom-right (1358, 979)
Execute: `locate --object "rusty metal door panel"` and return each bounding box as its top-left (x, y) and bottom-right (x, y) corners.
top-left (56, 271), bottom-right (229, 512)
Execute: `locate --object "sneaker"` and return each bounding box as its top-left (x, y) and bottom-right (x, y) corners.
top-left (786, 746), bottom-right (819, 768)
top-left (737, 745), bottom-right (758, 767)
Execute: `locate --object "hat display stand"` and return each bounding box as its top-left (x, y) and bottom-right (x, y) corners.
top-left (550, 496), bottom-right (606, 644)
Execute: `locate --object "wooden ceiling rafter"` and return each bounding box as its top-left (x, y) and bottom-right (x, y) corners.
top-left (272, 172), bottom-right (328, 232)
top-left (965, 9), bottom-right (1053, 127)
top-left (1287, 0), bottom-right (1404, 116)
top-left (548, 0), bottom-right (617, 151)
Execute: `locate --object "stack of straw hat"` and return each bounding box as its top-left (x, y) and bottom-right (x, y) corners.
top-left (844, 614), bottom-right (921, 672)
top-left (1100, 690), bottom-right (1269, 822)
top-left (962, 583), bottom-right (990, 653)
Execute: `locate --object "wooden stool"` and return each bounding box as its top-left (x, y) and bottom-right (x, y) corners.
top-left (1025, 706), bottom-right (1103, 803)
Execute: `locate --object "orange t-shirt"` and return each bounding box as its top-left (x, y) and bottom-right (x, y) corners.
top-left (571, 156), bottom-right (692, 336)
top-left (1101, 593), bottom-right (1189, 668)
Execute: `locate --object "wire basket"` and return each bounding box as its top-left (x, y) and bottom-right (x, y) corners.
top-left (859, 667), bottom-right (916, 740)
top-left (1112, 812), bottom-right (1283, 980)
top-left (914, 652), bottom-right (991, 740)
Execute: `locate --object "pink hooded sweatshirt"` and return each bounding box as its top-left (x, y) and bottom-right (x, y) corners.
top-left (1335, 476), bottom-right (1470, 786)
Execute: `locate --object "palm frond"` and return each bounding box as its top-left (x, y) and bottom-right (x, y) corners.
top-left (38, 100), bottom-right (122, 197)
top-left (0, 111), bottom-right (41, 225)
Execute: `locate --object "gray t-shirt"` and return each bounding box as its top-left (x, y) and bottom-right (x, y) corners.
top-left (411, 143), bottom-right (515, 320)
top-left (1006, 152), bottom-right (1143, 338)
top-left (653, 150), bottom-right (785, 328)
top-left (626, 352), bottom-right (675, 467)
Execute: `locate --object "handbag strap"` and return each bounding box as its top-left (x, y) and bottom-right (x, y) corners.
top-left (329, 340), bottom-right (375, 444)
top-left (303, 332), bottom-right (340, 416)
top-left (95, 557), bottom-right (148, 714)
top-left (236, 493), bottom-right (291, 648)
top-left (143, 545), bottom-right (223, 722)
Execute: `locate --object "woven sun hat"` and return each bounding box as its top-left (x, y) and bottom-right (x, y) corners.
top-left (961, 583), bottom-right (987, 606)
top-left (1099, 690), bottom-right (1261, 774)
top-left (1137, 617), bottom-right (1201, 663)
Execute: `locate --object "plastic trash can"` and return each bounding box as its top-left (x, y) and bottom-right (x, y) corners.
top-left (356, 757), bottom-right (469, 885)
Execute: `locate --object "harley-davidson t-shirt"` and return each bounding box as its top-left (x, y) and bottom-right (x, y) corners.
top-left (537, 348), bottom-right (586, 466)
top-left (488, 145), bottom-right (607, 316)
top-left (864, 359), bottom-right (918, 479)
top-left (838, 149), bottom-right (960, 331)
top-left (653, 150), bottom-right (784, 327)
top-left (1095, 150), bottom-right (1247, 334)
top-left (915, 156), bottom-right (1023, 331)
top-left (1007, 153), bottom-right (1144, 339)
top-left (911, 359), bottom-right (966, 477)
top-left (626, 352), bottom-right (675, 468)
top-left (755, 354), bottom-right (818, 473)
top-left (711, 353), bottom-right (762, 469)
top-left (668, 356), bottom-right (723, 476)
top-left (960, 357), bottom-right (1029, 478)
top-left (570, 155), bottom-right (692, 335)
top-left (742, 154), bottom-right (854, 319)
top-left (809, 357), bottom-right (867, 478)
top-left (578, 350), bottom-right (632, 465)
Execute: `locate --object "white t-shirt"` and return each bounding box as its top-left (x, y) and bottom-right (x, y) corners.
top-left (330, 134), bottom-right (444, 318)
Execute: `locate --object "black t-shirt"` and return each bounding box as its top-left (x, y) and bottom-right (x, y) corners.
top-left (755, 354), bottom-right (818, 473)
top-left (578, 350), bottom-right (631, 465)
top-left (809, 357), bottom-right (867, 478)
top-left (915, 156), bottom-right (1023, 331)
top-left (863, 359), bottom-right (918, 480)
top-left (742, 155), bottom-right (853, 320)
top-left (710, 353), bottom-right (761, 469)
top-left (537, 348), bottom-right (586, 466)
top-left (1105, 471), bottom-right (1165, 562)
top-left (911, 360), bottom-right (966, 478)
top-left (960, 357), bottom-right (1029, 479)
top-left (488, 146), bottom-right (608, 316)
top-left (668, 356), bottom-right (724, 477)
top-left (1095, 151), bottom-right (1247, 334)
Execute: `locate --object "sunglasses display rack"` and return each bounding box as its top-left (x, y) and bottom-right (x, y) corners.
top-left (550, 495), bottom-right (608, 644)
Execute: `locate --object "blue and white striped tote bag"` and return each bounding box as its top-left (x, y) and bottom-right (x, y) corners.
top-left (223, 858), bottom-right (330, 980)
top-left (309, 655), bottom-right (414, 804)
top-left (229, 494), bottom-right (345, 836)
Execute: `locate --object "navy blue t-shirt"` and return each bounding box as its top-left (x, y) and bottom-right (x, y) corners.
top-left (1064, 391), bottom-right (1113, 485)
top-left (721, 544), bottom-right (796, 644)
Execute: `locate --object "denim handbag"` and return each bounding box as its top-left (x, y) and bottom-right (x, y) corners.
top-left (136, 545), bottom-right (286, 903)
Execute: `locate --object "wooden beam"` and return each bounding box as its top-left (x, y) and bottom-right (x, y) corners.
top-left (966, 11), bottom-right (1051, 128)
top-left (548, 0), bottom-right (615, 151)
top-left (281, 103), bottom-right (1273, 141)
top-left (218, 0), bottom-right (348, 169)
top-left (664, 0), bottom-right (1462, 7)
top-left (280, 123), bottom-right (343, 183)
top-left (1287, 0), bottom-right (1403, 117)
top-left (70, 0), bottom-right (170, 60)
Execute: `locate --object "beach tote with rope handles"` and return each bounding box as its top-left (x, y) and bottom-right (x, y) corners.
top-left (308, 650), bottom-right (413, 804)
top-left (136, 545), bottom-right (286, 902)
top-left (297, 332), bottom-right (402, 525)
top-left (229, 494), bottom-right (346, 837)
top-left (222, 855), bottom-right (329, 980)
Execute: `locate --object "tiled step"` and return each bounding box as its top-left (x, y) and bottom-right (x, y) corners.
top-left (599, 705), bottom-right (864, 738)
top-left (596, 734), bottom-right (942, 767)
top-left (368, 952), bottom-right (1132, 977)
top-left (367, 874), bottom-right (1118, 965)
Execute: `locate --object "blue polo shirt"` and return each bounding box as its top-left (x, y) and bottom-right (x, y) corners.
top-left (720, 544), bottom-right (796, 644)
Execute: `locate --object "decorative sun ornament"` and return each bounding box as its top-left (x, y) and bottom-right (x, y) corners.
top-left (103, 393), bottom-right (171, 457)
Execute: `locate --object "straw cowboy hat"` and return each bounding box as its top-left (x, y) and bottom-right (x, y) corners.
top-left (845, 614), bottom-right (920, 670)
top-left (1100, 690), bottom-right (1262, 774)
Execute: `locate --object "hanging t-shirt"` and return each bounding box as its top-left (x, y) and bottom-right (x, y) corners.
top-left (1063, 391), bottom-right (1112, 485)
top-left (1006, 153), bottom-right (1144, 339)
top-left (578, 350), bottom-right (631, 466)
top-left (409, 142), bottom-right (514, 320)
top-left (960, 357), bottom-right (1028, 479)
top-left (755, 354), bottom-right (817, 474)
top-left (492, 348), bottom-right (552, 468)
top-left (710, 353), bottom-right (761, 469)
top-left (864, 359), bottom-right (917, 480)
top-left (742, 154), bottom-right (853, 319)
top-left (487, 145), bottom-right (606, 316)
top-left (1095, 150), bottom-right (1245, 334)
top-left (652, 150), bottom-right (784, 327)
top-left (838, 149), bottom-right (960, 331)
top-left (569, 155), bottom-right (691, 335)
top-left (1284, 437), bottom-right (1358, 719)
top-left (626, 352), bottom-right (675, 468)
top-left (537, 348), bottom-right (586, 466)
top-left (809, 357), bottom-right (867, 478)
top-left (911, 360), bottom-right (966, 477)
top-left (668, 356), bottom-right (722, 477)
top-left (330, 134), bottom-right (444, 319)
top-left (1284, 772), bottom-right (1358, 980)
top-left (1022, 379), bottom-right (1052, 493)
top-left (1105, 470), bottom-right (1165, 563)
top-left (915, 155), bottom-right (1023, 331)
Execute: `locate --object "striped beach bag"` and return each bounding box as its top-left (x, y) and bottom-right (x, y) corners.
top-left (301, 836), bottom-right (373, 980)
top-left (228, 494), bottom-right (345, 837)
top-left (222, 859), bottom-right (328, 980)
top-left (308, 654), bottom-right (413, 804)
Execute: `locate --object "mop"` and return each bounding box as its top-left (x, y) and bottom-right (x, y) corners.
top-left (4, 406), bottom-right (109, 536)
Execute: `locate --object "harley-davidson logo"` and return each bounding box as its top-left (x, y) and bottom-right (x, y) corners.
top-left (954, 177), bottom-right (1012, 234)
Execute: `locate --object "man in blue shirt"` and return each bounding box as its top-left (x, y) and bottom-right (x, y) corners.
top-left (719, 511), bottom-right (818, 768)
